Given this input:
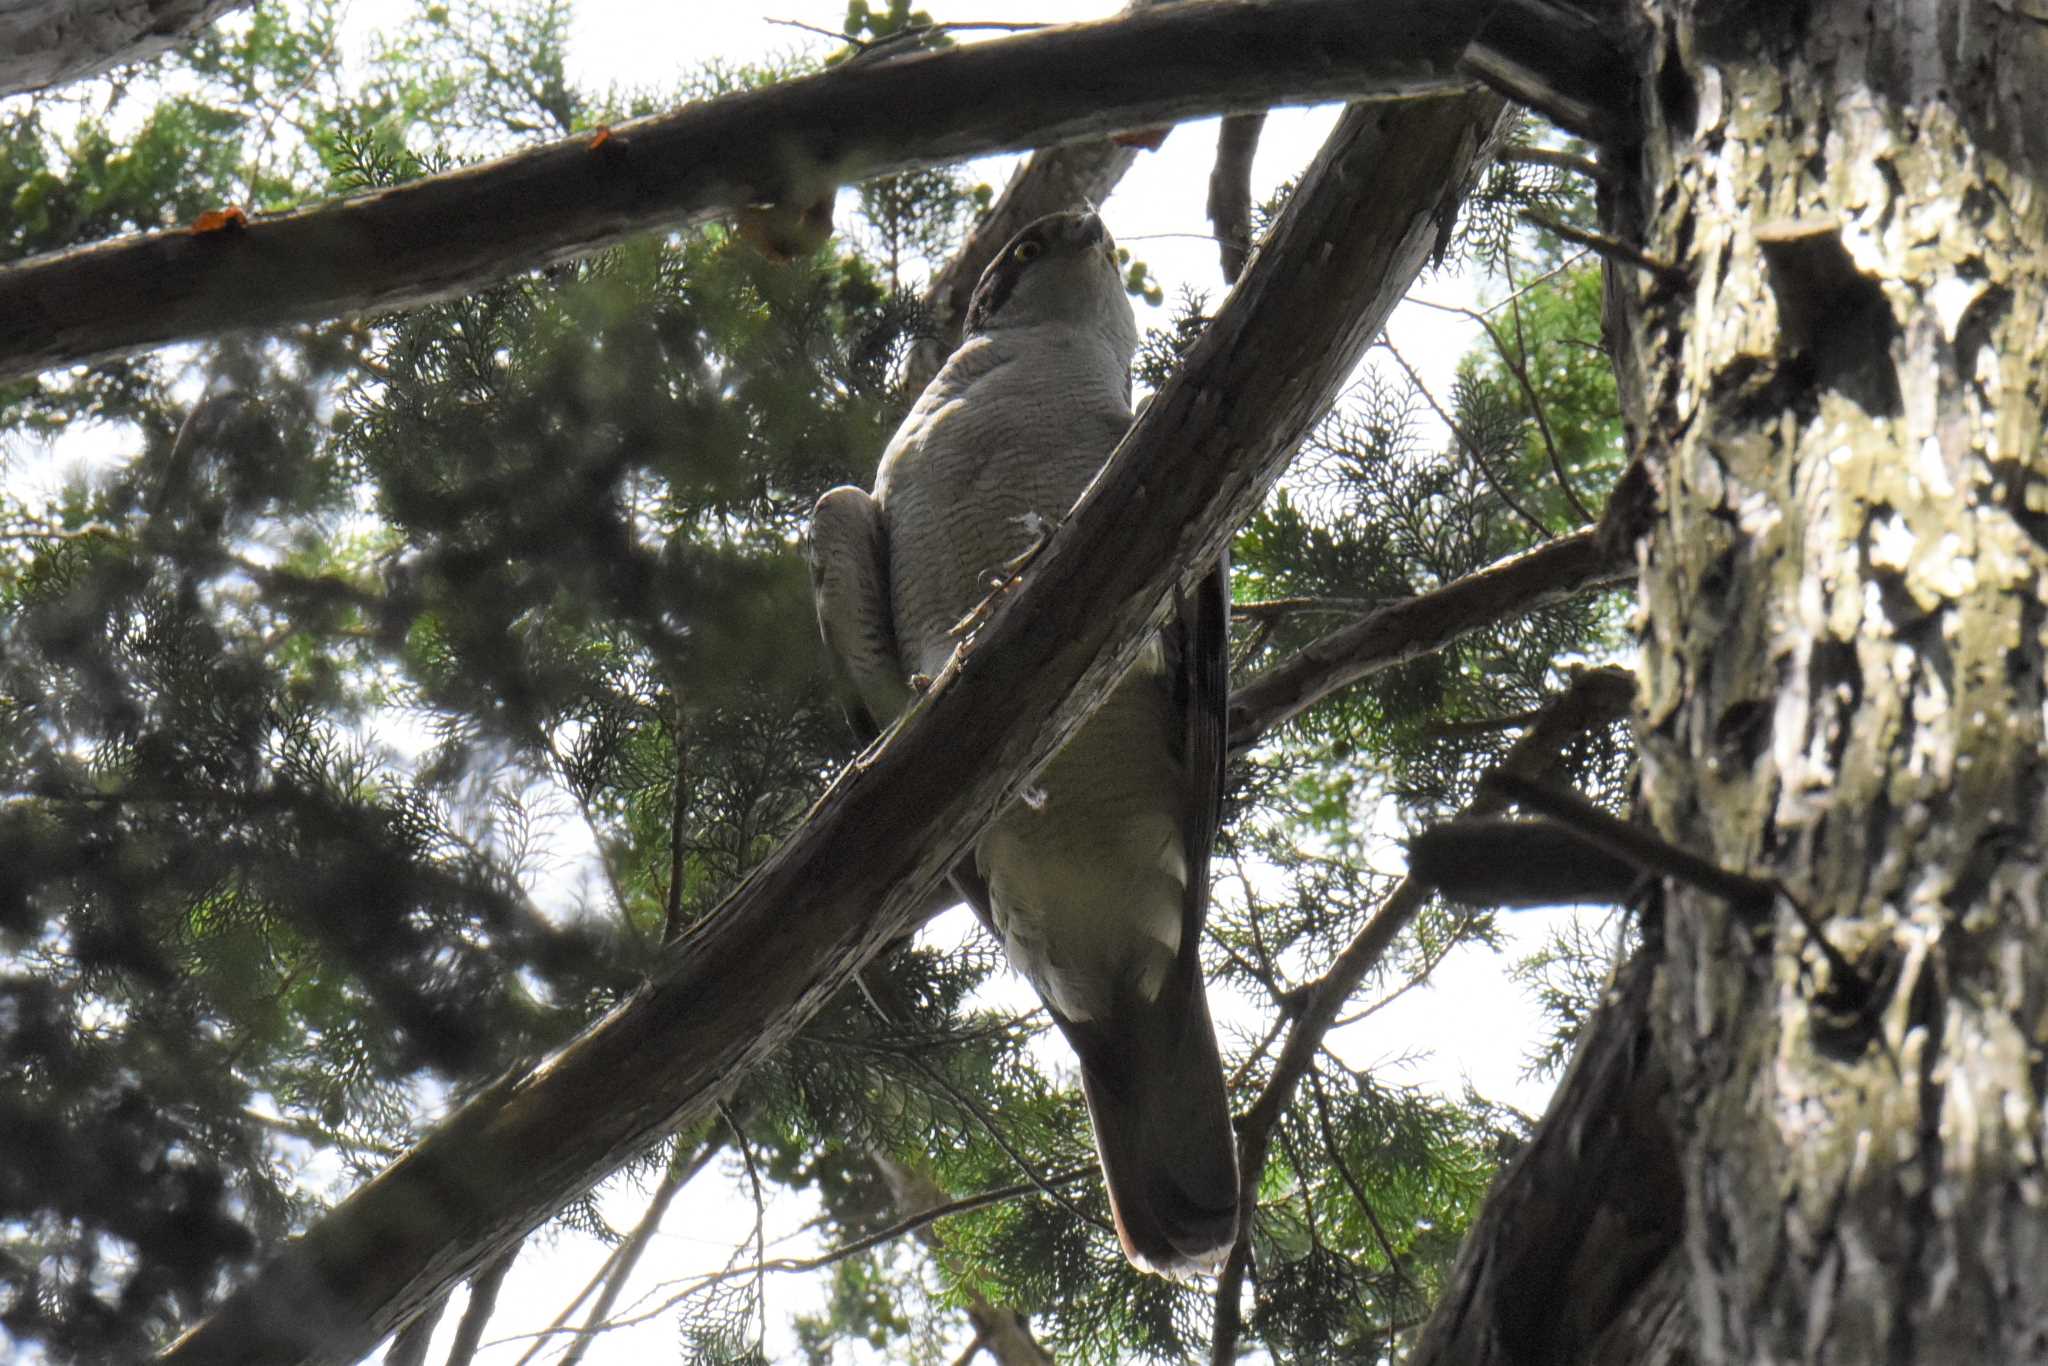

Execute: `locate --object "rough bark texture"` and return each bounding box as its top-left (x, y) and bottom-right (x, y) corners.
top-left (0, 0), bottom-right (1496, 386)
top-left (0, 0), bottom-right (246, 96)
top-left (1617, 0), bottom-right (2048, 1359)
top-left (156, 90), bottom-right (1507, 1366)
top-left (1408, 950), bottom-right (1688, 1366)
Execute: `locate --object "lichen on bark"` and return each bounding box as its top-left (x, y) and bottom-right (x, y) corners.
top-left (1621, 1), bottom-right (2048, 1358)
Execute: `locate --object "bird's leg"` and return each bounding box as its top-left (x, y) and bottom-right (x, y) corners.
top-left (948, 510), bottom-right (1058, 639)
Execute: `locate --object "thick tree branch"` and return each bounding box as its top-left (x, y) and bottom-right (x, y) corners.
top-left (900, 0), bottom-right (1176, 393)
top-left (157, 89), bottom-right (1510, 1366)
top-left (1406, 949), bottom-right (1687, 1366)
top-left (0, 0), bottom-right (247, 97)
top-left (1226, 528), bottom-right (1632, 752)
top-left (1, 0), bottom-right (1492, 386)
top-left (1210, 664), bottom-right (1638, 1364)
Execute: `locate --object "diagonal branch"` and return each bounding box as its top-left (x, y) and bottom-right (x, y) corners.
top-left (0, 0), bottom-right (248, 97)
top-left (1226, 528), bottom-right (1632, 752)
top-left (1209, 664), bottom-right (1635, 1364)
top-left (157, 88), bottom-right (1511, 1366)
top-left (0, 0), bottom-right (1492, 385)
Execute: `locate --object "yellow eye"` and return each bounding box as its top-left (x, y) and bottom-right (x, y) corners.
top-left (1015, 239), bottom-right (1042, 263)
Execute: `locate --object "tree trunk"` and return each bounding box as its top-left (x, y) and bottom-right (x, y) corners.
top-left (1618, 0), bottom-right (2048, 1358)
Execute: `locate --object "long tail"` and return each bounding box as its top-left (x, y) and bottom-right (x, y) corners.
top-left (1063, 972), bottom-right (1239, 1274)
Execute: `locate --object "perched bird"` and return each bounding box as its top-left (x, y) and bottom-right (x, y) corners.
top-left (808, 209), bottom-right (1239, 1273)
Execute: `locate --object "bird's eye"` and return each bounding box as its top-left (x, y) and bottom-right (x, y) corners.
top-left (1015, 240), bottom-right (1042, 263)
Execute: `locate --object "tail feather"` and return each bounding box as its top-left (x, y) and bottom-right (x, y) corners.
top-left (1064, 976), bottom-right (1239, 1274)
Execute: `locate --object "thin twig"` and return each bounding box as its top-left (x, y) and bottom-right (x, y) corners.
top-left (1307, 1071), bottom-right (1415, 1292)
top-left (663, 694), bottom-right (690, 946)
top-left (853, 974), bottom-right (1112, 1237)
top-left (498, 1169), bottom-right (1094, 1345)
top-left (1500, 145), bottom-right (1612, 185)
top-left (721, 1103), bottom-right (769, 1363)
top-left (1406, 274), bottom-right (1594, 524)
top-left (1504, 252), bottom-right (1594, 522)
top-left (1380, 339), bottom-right (1549, 536)
top-left (1520, 209), bottom-right (1686, 285)
top-left (1409, 246), bottom-right (1590, 324)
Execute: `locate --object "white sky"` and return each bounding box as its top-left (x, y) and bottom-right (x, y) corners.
top-left (25, 3), bottom-right (1606, 1361)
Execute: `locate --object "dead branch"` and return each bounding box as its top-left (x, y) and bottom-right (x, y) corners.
top-left (0, 0), bottom-right (247, 97)
top-left (1206, 113), bottom-right (1267, 282)
top-left (156, 88), bottom-right (1511, 1366)
top-left (1, 0), bottom-right (1490, 386)
top-left (1226, 529), bottom-right (1632, 752)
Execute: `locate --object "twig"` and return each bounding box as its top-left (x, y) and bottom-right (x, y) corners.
top-left (1520, 209), bottom-right (1687, 286)
top-left (1307, 1071), bottom-right (1415, 1292)
top-left (1500, 145), bottom-right (1612, 185)
top-left (721, 1103), bottom-right (769, 1363)
top-left (505, 1169), bottom-right (1094, 1344)
top-left (1380, 338), bottom-right (1549, 535)
top-left (1409, 246), bottom-right (1590, 323)
top-left (1505, 252), bottom-right (1595, 521)
top-left (663, 695), bottom-right (690, 946)
top-left (1208, 667), bottom-right (1634, 1364)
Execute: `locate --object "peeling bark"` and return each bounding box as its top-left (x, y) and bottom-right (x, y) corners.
top-left (1617, 0), bottom-right (2048, 1359)
top-left (0, 0), bottom-right (246, 97)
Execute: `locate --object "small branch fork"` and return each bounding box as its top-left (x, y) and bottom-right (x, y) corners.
top-left (1208, 666), bottom-right (1635, 1364)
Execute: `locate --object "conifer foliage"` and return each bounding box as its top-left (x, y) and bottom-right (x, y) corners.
top-left (1, 5), bottom-right (1628, 1360)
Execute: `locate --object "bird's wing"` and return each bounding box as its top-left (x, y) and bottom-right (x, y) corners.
top-left (808, 485), bottom-right (911, 745)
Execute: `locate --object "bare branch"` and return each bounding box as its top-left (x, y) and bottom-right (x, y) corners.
top-left (0, 0), bottom-right (248, 97)
top-left (1206, 113), bottom-right (1267, 282)
top-left (1227, 529), bottom-right (1632, 751)
top-left (439, 1246), bottom-right (517, 1366)
top-left (1, 0), bottom-right (1492, 385)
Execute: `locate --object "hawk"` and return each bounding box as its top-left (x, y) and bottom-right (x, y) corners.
top-left (808, 209), bottom-right (1238, 1273)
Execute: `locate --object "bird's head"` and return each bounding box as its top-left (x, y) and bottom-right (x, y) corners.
top-left (965, 210), bottom-right (1138, 357)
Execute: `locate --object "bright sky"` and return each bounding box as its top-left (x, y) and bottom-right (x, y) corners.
top-left (25, 2), bottom-right (1602, 1360)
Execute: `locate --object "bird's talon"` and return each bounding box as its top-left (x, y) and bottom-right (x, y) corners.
top-left (909, 672), bottom-right (933, 693)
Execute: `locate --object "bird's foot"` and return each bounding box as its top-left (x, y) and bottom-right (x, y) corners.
top-left (908, 672), bottom-right (934, 694)
top-left (947, 512), bottom-right (1059, 639)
